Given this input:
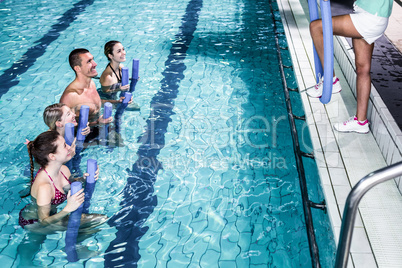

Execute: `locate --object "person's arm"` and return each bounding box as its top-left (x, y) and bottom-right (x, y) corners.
top-left (100, 75), bottom-right (129, 93)
top-left (71, 165), bottom-right (99, 183)
top-left (87, 114), bottom-right (113, 126)
top-left (101, 97), bottom-right (126, 104)
top-left (36, 184), bottom-right (85, 226)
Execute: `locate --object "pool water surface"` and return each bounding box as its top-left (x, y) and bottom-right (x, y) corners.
top-left (0, 0), bottom-right (335, 266)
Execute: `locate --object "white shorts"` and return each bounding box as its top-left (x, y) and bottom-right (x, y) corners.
top-left (350, 5), bottom-right (389, 45)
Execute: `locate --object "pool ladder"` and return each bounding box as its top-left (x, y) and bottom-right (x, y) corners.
top-left (269, 0), bottom-right (325, 267)
top-left (335, 161), bottom-right (402, 268)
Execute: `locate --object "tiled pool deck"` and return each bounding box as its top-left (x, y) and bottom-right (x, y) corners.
top-left (276, 0), bottom-right (402, 267)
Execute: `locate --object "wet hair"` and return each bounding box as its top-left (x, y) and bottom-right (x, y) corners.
top-left (27, 131), bottom-right (60, 182)
top-left (104, 41), bottom-right (121, 61)
top-left (43, 103), bottom-right (66, 130)
top-left (69, 48), bottom-right (89, 71)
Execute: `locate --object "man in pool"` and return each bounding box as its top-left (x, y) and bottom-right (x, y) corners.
top-left (60, 48), bottom-right (129, 144)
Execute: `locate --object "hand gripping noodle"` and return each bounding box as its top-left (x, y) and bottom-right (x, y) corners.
top-left (122, 92), bottom-right (132, 104)
top-left (103, 102), bottom-right (112, 119)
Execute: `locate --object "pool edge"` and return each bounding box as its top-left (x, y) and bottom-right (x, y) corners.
top-left (276, 0), bottom-right (402, 267)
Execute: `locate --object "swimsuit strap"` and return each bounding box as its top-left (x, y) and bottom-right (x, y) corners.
top-left (42, 168), bottom-right (56, 185)
top-left (60, 170), bottom-right (71, 184)
top-left (38, 169), bottom-right (68, 206)
top-left (108, 63), bottom-right (122, 83)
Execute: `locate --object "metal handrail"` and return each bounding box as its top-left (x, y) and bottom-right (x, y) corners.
top-left (335, 161), bottom-right (402, 267)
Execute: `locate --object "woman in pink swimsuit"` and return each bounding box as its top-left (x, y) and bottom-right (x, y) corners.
top-left (19, 130), bottom-right (106, 232)
top-left (18, 131), bottom-right (107, 264)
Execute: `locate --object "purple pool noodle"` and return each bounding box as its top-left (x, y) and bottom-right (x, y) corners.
top-left (83, 159), bottom-right (97, 213)
top-left (132, 59), bottom-right (139, 80)
top-left (76, 105), bottom-right (89, 141)
top-left (70, 181), bottom-right (83, 209)
top-left (123, 92), bottom-right (132, 104)
top-left (64, 123), bottom-right (75, 146)
top-left (122, 67), bottom-right (129, 86)
top-left (70, 181), bottom-right (82, 195)
top-left (86, 159), bottom-right (97, 184)
top-left (66, 181), bottom-right (83, 262)
top-left (104, 102), bottom-right (112, 119)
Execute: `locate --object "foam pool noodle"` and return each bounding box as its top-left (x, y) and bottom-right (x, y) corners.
top-left (122, 67), bottom-right (129, 86)
top-left (100, 102), bottom-right (112, 146)
top-left (64, 123), bottom-right (75, 146)
top-left (76, 105), bottom-right (89, 141)
top-left (65, 181), bottom-right (83, 262)
top-left (83, 159), bottom-right (97, 213)
top-left (123, 92), bottom-right (132, 104)
top-left (132, 59), bottom-right (139, 80)
top-left (319, 0), bottom-right (334, 104)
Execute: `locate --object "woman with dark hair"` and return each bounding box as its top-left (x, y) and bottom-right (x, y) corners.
top-left (99, 40), bottom-right (139, 110)
top-left (17, 131), bottom-right (106, 264)
top-left (99, 40), bottom-right (130, 93)
top-left (19, 131), bottom-right (106, 232)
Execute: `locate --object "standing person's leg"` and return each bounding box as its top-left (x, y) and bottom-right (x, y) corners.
top-left (307, 15), bottom-right (360, 98)
top-left (353, 38), bottom-right (375, 121)
top-left (332, 37), bottom-right (373, 133)
top-left (310, 15), bottom-right (361, 69)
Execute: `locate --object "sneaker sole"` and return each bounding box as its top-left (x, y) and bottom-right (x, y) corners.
top-left (333, 126), bottom-right (369, 134)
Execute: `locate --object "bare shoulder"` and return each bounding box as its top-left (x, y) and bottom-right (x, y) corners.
top-left (60, 82), bottom-right (80, 107)
top-left (31, 173), bottom-right (53, 202)
top-left (60, 165), bottom-right (71, 177)
top-left (99, 68), bottom-right (114, 87)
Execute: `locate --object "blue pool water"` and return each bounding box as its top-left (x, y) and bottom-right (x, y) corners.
top-left (0, 0), bottom-right (336, 266)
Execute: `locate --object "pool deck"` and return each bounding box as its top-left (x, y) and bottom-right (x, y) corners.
top-left (276, 0), bottom-right (402, 267)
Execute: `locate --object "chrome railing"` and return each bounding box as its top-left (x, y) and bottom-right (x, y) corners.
top-left (335, 161), bottom-right (402, 268)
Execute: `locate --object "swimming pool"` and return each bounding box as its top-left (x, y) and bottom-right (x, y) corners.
top-left (0, 0), bottom-right (335, 266)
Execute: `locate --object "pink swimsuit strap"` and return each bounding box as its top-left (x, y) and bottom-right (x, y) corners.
top-left (40, 168), bottom-right (70, 205)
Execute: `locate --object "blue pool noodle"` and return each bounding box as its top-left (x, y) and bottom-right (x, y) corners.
top-left (64, 123), bottom-right (75, 146)
top-left (114, 92), bottom-right (132, 133)
top-left (129, 76), bottom-right (138, 93)
top-left (132, 59), bottom-right (139, 80)
top-left (122, 67), bottom-right (129, 86)
top-left (83, 159), bottom-right (97, 214)
top-left (320, 0), bottom-right (334, 104)
top-left (122, 92), bottom-right (132, 104)
top-left (65, 181), bottom-right (83, 262)
top-left (308, 0), bottom-right (323, 83)
top-left (129, 59), bottom-right (139, 93)
top-left (100, 103), bottom-right (112, 146)
top-left (103, 102), bottom-right (112, 119)
top-left (76, 105), bottom-right (89, 141)
top-left (64, 123), bottom-right (75, 171)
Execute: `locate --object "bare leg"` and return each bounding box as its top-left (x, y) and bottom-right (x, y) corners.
top-left (310, 15), bottom-right (363, 77)
top-left (352, 38), bottom-right (375, 121)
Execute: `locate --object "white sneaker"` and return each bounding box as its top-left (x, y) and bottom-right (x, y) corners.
top-left (306, 76), bottom-right (342, 98)
top-left (333, 116), bottom-right (369, 134)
